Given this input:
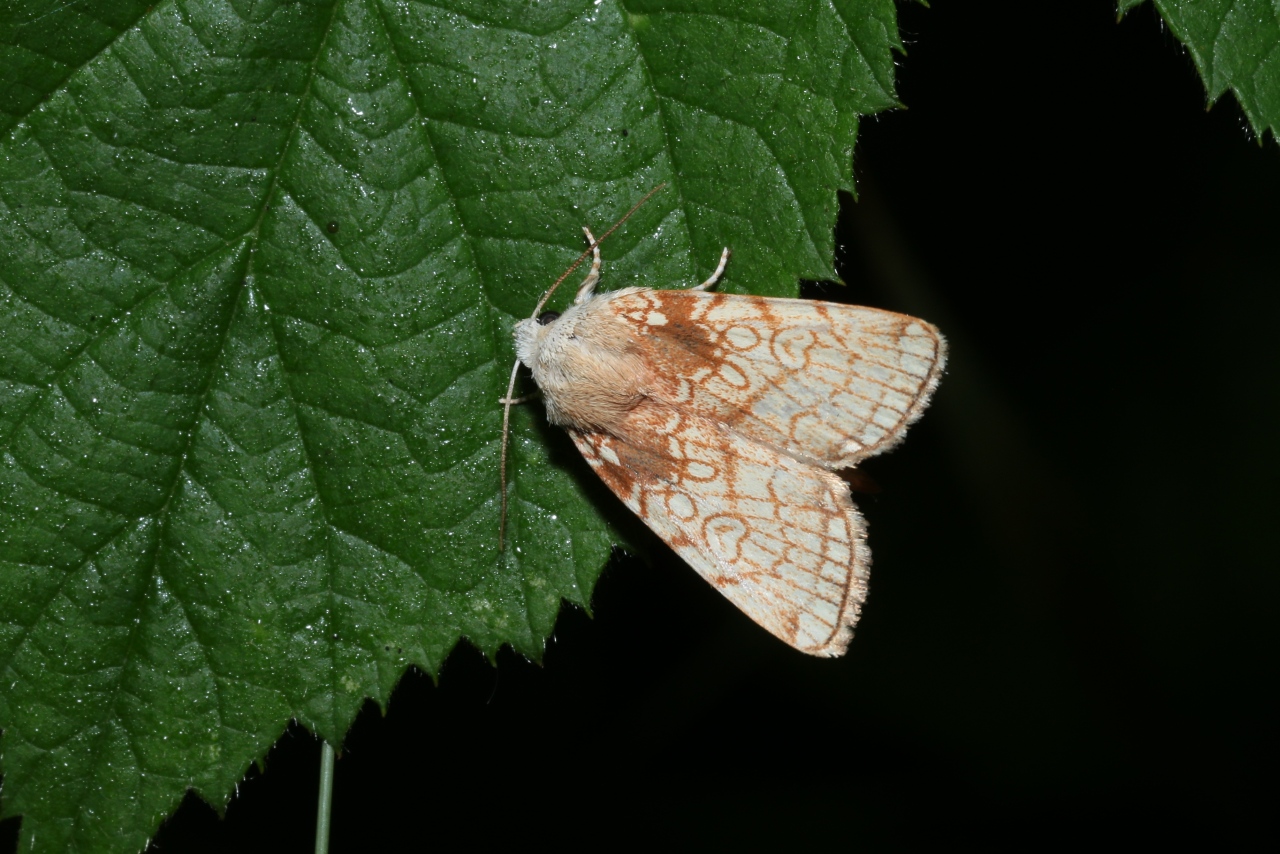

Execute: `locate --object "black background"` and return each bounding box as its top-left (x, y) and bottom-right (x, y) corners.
top-left (11, 2), bottom-right (1279, 850)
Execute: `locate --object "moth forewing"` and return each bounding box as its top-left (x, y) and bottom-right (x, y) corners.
top-left (507, 235), bottom-right (945, 656)
top-left (571, 404), bottom-right (871, 656)
top-left (604, 289), bottom-right (947, 470)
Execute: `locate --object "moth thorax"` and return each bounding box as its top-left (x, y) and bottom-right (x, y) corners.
top-left (515, 303), bottom-right (645, 432)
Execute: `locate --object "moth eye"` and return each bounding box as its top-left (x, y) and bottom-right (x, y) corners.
top-left (537, 311), bottom-right (560, 326)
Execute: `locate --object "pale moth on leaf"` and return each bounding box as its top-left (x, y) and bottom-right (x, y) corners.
top-left (501, 202), bottom-right (946, 657)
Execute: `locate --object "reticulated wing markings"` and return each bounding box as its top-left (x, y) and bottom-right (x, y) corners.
top-left (569, 401), bottom-right (869, 656)
top-left (612, 290), bottom-right (945, 468)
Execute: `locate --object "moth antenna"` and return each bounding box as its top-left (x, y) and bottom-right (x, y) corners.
top-left (526, 182), bottom-right (667, 320)
top-left (499, 182), bottom-right (667, 552)
top-left (498, 356), bottom-right (523, 552)
top-left (691, 247), bottom-right (731, 291)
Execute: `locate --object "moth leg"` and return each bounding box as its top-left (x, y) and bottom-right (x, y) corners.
top-left (692, 247), bottom-right (731, 291)
top-left (499, 391), bottom-right (540, 406)
top-left (574, 226), bottom-right (603, 304)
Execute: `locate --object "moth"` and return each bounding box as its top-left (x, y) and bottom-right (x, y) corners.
top-left (501, 213), bottom-right (946, 657)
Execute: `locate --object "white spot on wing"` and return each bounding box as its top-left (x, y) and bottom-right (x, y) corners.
top-left (668, 493), bottom-right (696, 520)
top-left (705, 515), bottom-right (746, 561)
top-left (725, 326), bottom-right (759, 349)
top-left (719, 363), bottom-right (747, 388)
top-left (686, 461), bottom-right (715, 480)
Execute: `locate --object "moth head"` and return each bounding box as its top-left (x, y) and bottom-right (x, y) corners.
top-left (514, 305), bottom-right (583, 371)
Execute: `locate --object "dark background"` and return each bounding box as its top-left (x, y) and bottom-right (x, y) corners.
top-left (11, 2), bottom-right (1278, 850)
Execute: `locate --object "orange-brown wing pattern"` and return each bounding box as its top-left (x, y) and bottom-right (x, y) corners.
top-left (570, 399), bottom-right (870, 656)
top-left (602, 289), bottom-right (946, 469)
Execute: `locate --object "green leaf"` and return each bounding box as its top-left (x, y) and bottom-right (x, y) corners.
top-left (1120, 0), bottom-right (1280, 142)
top-left (0, 0), bottom-right (900, 848)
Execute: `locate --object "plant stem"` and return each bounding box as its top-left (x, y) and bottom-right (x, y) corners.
top-left (314, 740), bottom-right (335, 854)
